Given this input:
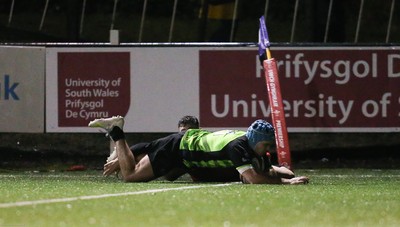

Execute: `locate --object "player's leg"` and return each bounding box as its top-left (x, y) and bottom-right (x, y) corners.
top-left (108, 140), bottom-right (116, 162)
top-left (103, 143), bottom-right (149, 177)
top-left (113, 136), bottom-right (155, 182)
top-left (89, 116), bottom-right (156, 182)
top-left (103, 151), bottom-right (148, 178)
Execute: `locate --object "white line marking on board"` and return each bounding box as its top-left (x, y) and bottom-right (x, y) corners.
top-left (0, 183), bottom-right (239, 208)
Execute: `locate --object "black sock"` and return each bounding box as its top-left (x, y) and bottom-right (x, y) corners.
top-left (109, 126), bottom-right (125, 141)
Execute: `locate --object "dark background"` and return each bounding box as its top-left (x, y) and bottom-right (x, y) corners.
top-left (0, 0), bottom-right (399, 43)
top-left (0, 0), bottom-right (399, 171)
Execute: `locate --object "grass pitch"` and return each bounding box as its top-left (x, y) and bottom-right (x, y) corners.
top-left (1, 169), bottom-right (400, 227)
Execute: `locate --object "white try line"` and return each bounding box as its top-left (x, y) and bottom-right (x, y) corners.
top-left (0, 183), bottom-right (238, 208)
top-left (312, 174), bottom-right (400, 178)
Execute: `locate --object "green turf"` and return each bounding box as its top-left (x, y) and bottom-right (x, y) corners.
top-left (1, 169), bottom-right (400, 227)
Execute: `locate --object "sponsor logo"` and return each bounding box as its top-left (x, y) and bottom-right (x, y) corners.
top-left (0, 75), bottom-right (19, 100)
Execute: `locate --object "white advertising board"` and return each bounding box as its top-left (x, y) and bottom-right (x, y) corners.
top-left (46, 46), bottom-right (400, 133)
top-left (0, 46), bottom-right (45, 132)
top-left (46, 47), bottom-right (199, 132)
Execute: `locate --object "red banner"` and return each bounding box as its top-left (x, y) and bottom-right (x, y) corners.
top-left (199, 48), bottom-right (400, 132)
top-left (57, 52), bottom-right (130, 127)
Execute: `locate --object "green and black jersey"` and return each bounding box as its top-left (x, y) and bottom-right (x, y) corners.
top-left (179, 129), bottom-right (253, 170)
top-left (130, 129), bottom-right (254, 180)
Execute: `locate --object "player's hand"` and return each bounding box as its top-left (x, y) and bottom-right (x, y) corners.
top-left (289, 176), bottom-right (309, 184)
top-left (103, 158), bottom-right (120, 176)
top-left (283, 176), bottom-right (309, 185)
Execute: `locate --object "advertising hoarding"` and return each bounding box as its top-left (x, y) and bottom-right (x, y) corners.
top-left (46, 46), bottom-right (400, 133)
top-left (0, 46), bottom-right (45, 132)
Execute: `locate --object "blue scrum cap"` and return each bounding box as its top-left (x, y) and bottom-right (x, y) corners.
top-left (246, 119), bottom-right (275, 150)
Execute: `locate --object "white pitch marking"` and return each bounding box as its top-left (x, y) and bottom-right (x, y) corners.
top-left (311, 174), bottom-right (400, 178)
top-left (0, 183), bottom-right (238, 208)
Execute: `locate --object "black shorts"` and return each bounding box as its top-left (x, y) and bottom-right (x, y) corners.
top-left (129, 133), bottom-right (184, 177)
top-left (188, 167), bottom-right (240, 182)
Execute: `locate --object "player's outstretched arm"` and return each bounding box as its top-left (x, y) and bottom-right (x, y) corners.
top-left (271, 165), bottom-right (295, 179)
top-left (240, 168), bottom-right (309, 185)
top-left (281, 176), bottom-right (309, 185)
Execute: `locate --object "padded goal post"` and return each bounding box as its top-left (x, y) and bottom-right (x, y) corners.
top-left (259, 16), bottom-right (292, 169)
top-left (263, 58), bottom-right (292, 169)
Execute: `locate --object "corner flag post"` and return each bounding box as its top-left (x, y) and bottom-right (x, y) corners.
top-left (258, 16), bottom-right (292, 169)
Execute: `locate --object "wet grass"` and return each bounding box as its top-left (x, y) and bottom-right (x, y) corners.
top-left (0, 169), bottom-right (400, 226)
